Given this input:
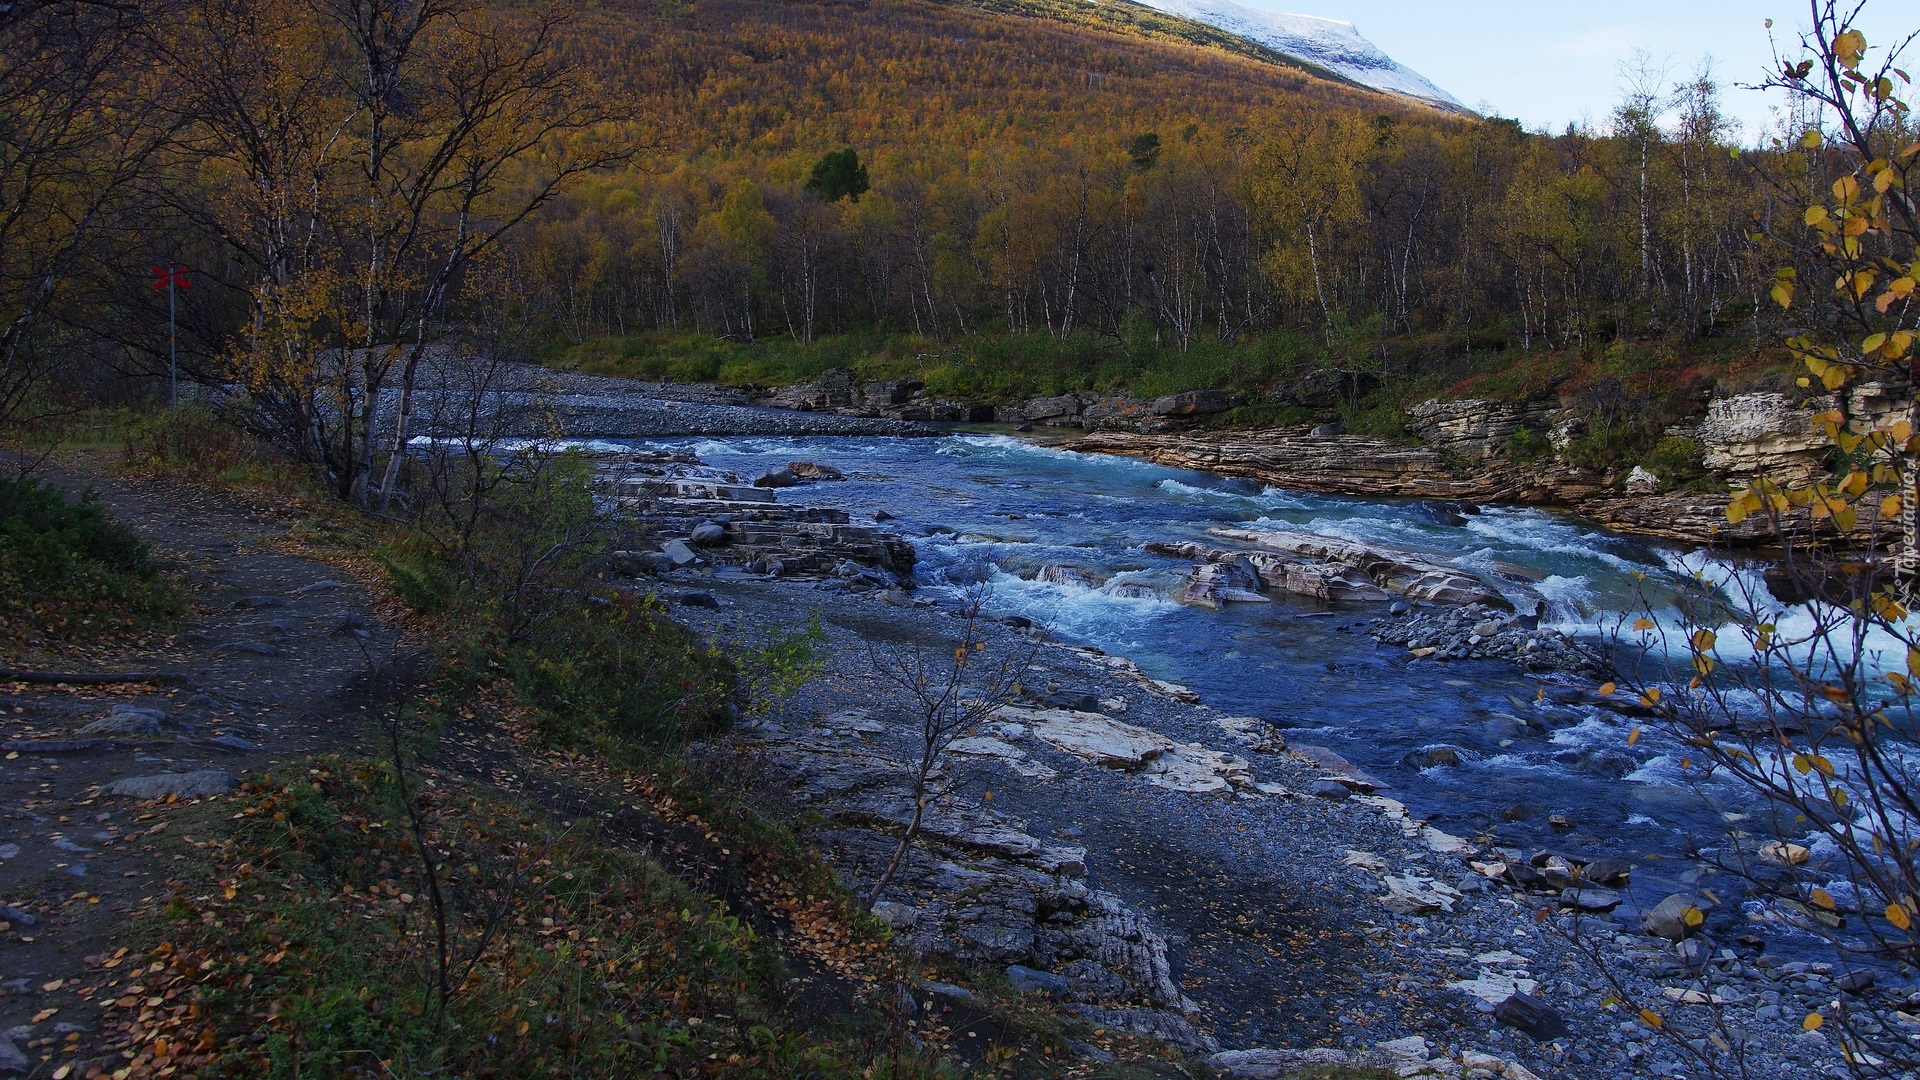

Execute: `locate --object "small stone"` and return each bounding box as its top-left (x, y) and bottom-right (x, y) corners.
top-left (1641, 893), bottom-right (1703, 941)
top-left (0, 845), bottom-right (16, 860)
top-left (1759, 840), bottom-right (1810, 865)
top-left (0, 1034), bottom-right (30, 1073)
top-left (204, 734), bottom-right (255, 750)
top-left (1494, 992), bottom-right (1568, 1040)
top-left (787, 461), bottom-right (844, 481)
top-left (1581, 857), bottom-right (1632, 885)
top-left (675, 591), bottom-right (720, 609)
top-left (1560, 887), bottom-right (1623, 912)
top-left (1836, 969), bottom-right (1876, 994)
top-left (104, 770), bottom-right (238, 799)
top-left (76, 707), bottom-right (167, 737)
top-left (871, 901), bottom-right (918, 929)
top-left (0, 905), bottom-right (37, 926)
top-left (661, 539), bottom-right (700, 567)
top-left (294, 580), bottom-right (345, 594)
top-left (1004, 965), bottom-right (1069, 998)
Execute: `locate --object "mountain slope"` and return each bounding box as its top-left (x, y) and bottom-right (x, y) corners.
top-left (1126, 0), bottom-right (1465, 109)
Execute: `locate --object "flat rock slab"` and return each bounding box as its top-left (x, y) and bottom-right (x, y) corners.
top-left (105, 770), bottom-right (238, 799)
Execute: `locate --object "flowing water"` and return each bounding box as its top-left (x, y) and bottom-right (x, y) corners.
top-left (616, 431), bottom-right (1903, 950)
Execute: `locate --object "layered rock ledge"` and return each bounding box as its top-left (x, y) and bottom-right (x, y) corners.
top-left (1066, 429), bottom-right (1779, 546)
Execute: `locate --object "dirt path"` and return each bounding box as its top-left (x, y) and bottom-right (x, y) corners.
top-left (0, 466), bottom-right (393, 1075)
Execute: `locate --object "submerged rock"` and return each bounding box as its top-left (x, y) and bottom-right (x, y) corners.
top-left (1176, 558), bottom-right (1268, 609)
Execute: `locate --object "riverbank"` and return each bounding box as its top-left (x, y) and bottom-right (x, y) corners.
top-left (645, 556), bottom-right (1889, 1079)
top-left (1063, 429), bottom-right (1781, 549)
top-left (602, 432), bottom-right (1918, 1079)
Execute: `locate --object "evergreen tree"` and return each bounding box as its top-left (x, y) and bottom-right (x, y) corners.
top-left (805, 148), bottom-right (869, 203)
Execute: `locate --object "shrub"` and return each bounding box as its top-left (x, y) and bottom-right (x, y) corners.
top-left (1507, 426), bottom-right (1552, 464)
top-left (0, 476), bottom-right (180, 645)
top-left (1639, 435), bottom-right (1707, 487)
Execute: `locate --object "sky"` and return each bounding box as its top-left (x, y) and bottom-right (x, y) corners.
top-left (1237, 0), bottom-right (1915, 142)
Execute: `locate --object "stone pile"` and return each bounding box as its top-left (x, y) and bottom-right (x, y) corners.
top-left (598, 455), bottom-right (915, 585)
top-left (1148, 529), bottom-right (1508, 609)
top-left (746, 714), bottom-right (1216, 1053)
top-left (1367, 604), bottom-right (1611, 679)
top-left (761, 368), bottom-right (980, 422)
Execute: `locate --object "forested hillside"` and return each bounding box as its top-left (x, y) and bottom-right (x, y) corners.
top-left (502, 0), bottom-right (1794, 396)
top-left (3, 0), bottom-right (1868, 450)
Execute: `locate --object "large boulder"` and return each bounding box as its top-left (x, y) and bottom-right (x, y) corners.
top-left (1177, 558), bottom-right (1268, 609)
top-left (787, 460), bottom-right (845, 481)
top-left (1022, 394), bottom-right (1084, 422)
top-left (1150, 390), bottom-right (1235, 417)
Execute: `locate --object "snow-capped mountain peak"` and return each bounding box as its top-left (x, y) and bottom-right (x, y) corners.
top-left (1131, 0), bottom-right (1465, 110)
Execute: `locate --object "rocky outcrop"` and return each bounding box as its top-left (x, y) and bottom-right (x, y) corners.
top-left (761, 368), bottom-right (981, 422)
top-left (1406, 398), bottom-right (1558, 460)
top-left (1695, 393), bottom-right (1830, 480)
top-left (1065, 429), bottom-right (1839, 546)
top-left (599, 455), bottom-right (915, 582)
top-left (1367, 604), bottom-right (1611, 678)
top-left (1174, 558), bottom-right (1269, 608)
top-left (744, 719), bottom-right (1210, 1045)
top-left (1067, 430), bottom-right (1602, 505)
top-left (1210, 528), bottom-right (1510, 608)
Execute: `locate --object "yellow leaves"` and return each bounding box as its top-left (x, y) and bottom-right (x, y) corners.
top-left (1627, 726), bottom-right (1642, 746)
top-left (1810, 888), bottom-right (1835, 910)
top-left (1908, 645), bottom-right (1920, 678)
top-left (1834, 29), bottom-right (1867, 71)
top-left (1598, 681), bottom-right (1617, 697)
top-left (1683, 906), bottom-right (1705, 928)
top-left (1771, 279), bottom-right (1795, 309)
top-left (1889, 902), bottom-right (1914, 931)
top-left (1690, 629), bottom-right (1715, 652)
top-left (1881, 276), bottom-right (1917, 313)
top-left (1888, 671), bottom-right (1914, 696)
top-left (1804, 1011), bottom-right (1826, 1032)
top-left (1794, 752), bottom-right (1836, 777)
top-left (1881, 494), bottom-right (1905, 518)
top-left (1640, 687), bottom-right (1662, 708)
top-left (1640, 1009), bottom-right (1664, 1029)
top-left (1801, 129), bottom-right (1824, 150)
top-left (1631, 619), bottom-right (1655, 632)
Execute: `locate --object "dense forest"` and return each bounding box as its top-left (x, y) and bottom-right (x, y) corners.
top-left (3, 0), bottom-right (1910, 476)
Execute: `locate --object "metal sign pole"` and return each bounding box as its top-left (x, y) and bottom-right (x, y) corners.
top-left (168, 266), bottom-right (178, 409)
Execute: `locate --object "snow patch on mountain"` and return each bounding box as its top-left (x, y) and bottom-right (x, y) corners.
top-left (1131, 0), bottom-right (1464, 109)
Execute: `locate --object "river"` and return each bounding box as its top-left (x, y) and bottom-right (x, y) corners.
top-left (621, 429), bottom-right (1884, 956)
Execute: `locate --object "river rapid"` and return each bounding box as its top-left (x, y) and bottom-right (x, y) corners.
top-left (623, 430), bottom-right (1894, 954)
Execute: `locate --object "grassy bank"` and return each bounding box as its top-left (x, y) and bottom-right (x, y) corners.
top-left (546, 326), bottom-right (1793, 477)
top-left (18, 411), bottom-right (1301, 1078)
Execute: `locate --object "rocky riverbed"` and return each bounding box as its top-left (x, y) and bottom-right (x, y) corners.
top-left (640, 568), bottom-right (1914, 1079)
top-left (576, 433), bottom-right (1920, 1078)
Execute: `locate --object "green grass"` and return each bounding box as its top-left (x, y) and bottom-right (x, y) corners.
top-left (0, 474), bottom-right (181, 647)
top-left (548, 327), bottom-right (1331, 404)
top-left (139, 754), bottom-right (946, 1078)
